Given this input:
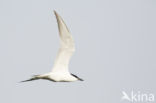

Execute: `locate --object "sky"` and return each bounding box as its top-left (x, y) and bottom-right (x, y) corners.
top-left (0, 0), bottom-right (156, 103)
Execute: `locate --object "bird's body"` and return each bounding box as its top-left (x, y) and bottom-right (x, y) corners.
top-left (30, 72), bottom-right (79, 82)
top-left (21, 11), bottom-right (83, 83)
top-left (47, 72), bottom-right (77, 82)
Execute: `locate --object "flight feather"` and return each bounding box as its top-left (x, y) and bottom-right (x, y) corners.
top-left (52, 11), bottom-right (75, 73)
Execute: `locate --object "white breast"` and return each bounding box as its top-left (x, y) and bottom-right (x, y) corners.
top-left (49, 72), bottom-right (78, 82)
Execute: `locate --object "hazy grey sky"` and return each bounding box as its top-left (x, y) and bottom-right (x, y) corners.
top-left (0, 0), bottom-right (156, 103)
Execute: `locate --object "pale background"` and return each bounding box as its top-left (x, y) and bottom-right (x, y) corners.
top-left (0, 0), bottom-right (156, 103)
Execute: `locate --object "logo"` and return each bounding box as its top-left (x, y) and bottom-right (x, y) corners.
top-left (121, 91), bottom-right (155, 102)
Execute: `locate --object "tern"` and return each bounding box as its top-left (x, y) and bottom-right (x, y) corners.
top-left (21, 11), bottom-right (83, 82)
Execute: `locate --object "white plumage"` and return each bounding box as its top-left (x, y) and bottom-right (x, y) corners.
top-left (52, 11), bottom-right (75, 73)
top-left (21, 11), bottom-right (83, 82)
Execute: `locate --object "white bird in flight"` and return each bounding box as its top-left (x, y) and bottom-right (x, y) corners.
top-left (21, 11), bottom-right (83, 82)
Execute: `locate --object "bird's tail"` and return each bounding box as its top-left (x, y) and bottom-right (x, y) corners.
top-left (20, 75), bottom-right (40, 83)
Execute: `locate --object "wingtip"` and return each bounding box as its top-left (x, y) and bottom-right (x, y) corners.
top-left (19, 81), bottom-right (26, 83)
top-left (19, 80), bottom-right (29, 83)
top-left (53, 10), bottom-right (56, 14)
top-left (79, 78), bottom-right (84, 81)
top-left (53, 10), bottom-right (58, 16)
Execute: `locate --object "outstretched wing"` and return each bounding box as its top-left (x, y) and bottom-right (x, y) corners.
top-left (51, 11), bottom-right (75, 73)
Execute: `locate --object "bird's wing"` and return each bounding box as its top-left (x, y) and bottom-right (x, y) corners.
top-left (51, 11), bottom-right (75, 73)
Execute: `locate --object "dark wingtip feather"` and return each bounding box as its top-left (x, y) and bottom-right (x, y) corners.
top-left (78, 78), bottom-right (84, 81)
top-left (20, 79), bottom-right (33, 83)
top-left (71, 73), bottom-right (84, 81)
top-left (20, 77), bottom-right (39, 83)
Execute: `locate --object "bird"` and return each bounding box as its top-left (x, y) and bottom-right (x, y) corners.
top-left (21, 11), bottom-right (83, 82)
